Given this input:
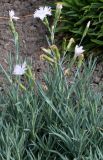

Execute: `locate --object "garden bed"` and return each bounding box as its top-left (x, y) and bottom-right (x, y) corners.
top-left (1, 1), bottom-right (103, 159)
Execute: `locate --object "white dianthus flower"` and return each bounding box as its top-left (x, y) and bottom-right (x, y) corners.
top-left (33, 6), bottom-right (52, 20)
top-left (74, 45), bottom-right (85, 57)
top-left (9, 10), bottom-right (20, 21)
top-left (13, 62), bottom-right (27, 75)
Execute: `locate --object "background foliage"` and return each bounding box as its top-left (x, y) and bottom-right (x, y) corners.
top-left (58, 0), bottom-right (103, 53)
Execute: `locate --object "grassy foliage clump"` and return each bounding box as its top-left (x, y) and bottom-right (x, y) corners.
top-left (59, 0), bottom-right (103, 52)
top-left (1, 60), bottom-right (103, 159)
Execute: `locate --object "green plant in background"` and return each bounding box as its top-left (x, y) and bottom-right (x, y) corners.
top-left (58, 0), bottom-right (103, 55)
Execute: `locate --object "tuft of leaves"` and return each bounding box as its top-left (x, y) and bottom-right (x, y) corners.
top-left (1, 58), bottom-right (103, 159)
